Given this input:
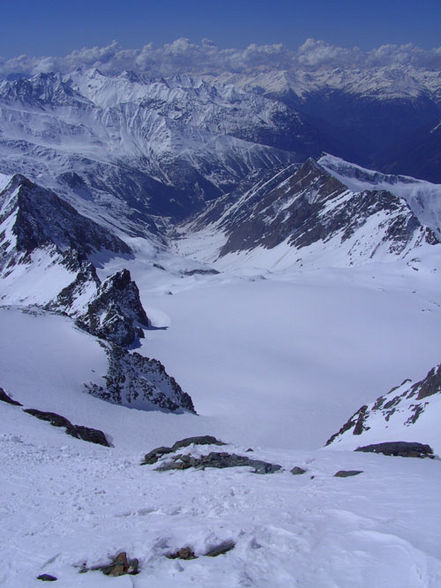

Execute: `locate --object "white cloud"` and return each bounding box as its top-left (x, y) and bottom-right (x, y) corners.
top-left (1, 38), bottom-right (441, 78)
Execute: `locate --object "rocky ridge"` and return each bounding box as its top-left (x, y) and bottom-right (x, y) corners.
top-left (325, 362), bottom-right (441, 450)
top-left (184, 157), bottom-right (439, 267)
top-left (0, 174), bottom-right (131, 273)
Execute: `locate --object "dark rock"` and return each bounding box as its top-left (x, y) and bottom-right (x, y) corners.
top-left (171, 435), bottom-right (226, 451)
top-left (326, 364), bottom-right (441, 448)
top-left (334, 470), bottom-right (363, 477)
top-left (24, 409), bottom-right (72, 429)
top-left (76, 269), bottom-right (149, 348)
top-left (23, 408), bottom-right (110, 447)
top-left (355, 441), bottom-right (434, 458)
top-left (290, 466), bottom-right (307, 475)
top-left (414, 364), bottom-right (441, 400)
top-left (37, 574), bottom-right (57, 582)
top-left (212, 158), bottom-right (438, 260)
top-left (325, 407), bottom-right (360, 447)
top-left (352, 405), bottom-right (370, 435)
top-left (47, 262), bottom-right (100, 315)
top-left (0, 387), bottom-right (22, 406)
top-left (156, 451), bottom-right (282, 474)
top-left (86, 344), bottom-right (196, 414)
top-left (69, 425), bottom-right (110, 447)
top-left (166, 547), bottom-right (197, 560)
top-left (205, 540), bottom-right (236, 557)
top-left (246, 448), bottom-right (254, 452)
top-left (183, 268), bottom-right (220, 276)
top-left (142, 446), bottom-right (174, 465)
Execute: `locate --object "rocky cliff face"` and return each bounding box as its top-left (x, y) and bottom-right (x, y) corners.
top-left (47, 265), bottom-right (149, 348)
top-left (0, 173), bottom-right (131, 274)
top-left (75, 269), bottom-right (149, 348)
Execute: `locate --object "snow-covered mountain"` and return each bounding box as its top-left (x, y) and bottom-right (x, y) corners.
top-left (179, 156), bottom-right (440, 271)
top-left (0, 71), bottom-right (296, 231)
top-left (326, 362), bottom-right (441, 453)
top-left (1, 44), bottom-right (441, 586)
top-left (1, 61), bottom-right (441, 240)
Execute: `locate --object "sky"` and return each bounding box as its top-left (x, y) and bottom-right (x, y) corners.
top-left (1, 0), bottom-right (440, 59)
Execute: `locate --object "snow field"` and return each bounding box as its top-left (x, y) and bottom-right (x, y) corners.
top-left (1, 420), bottom-right (441, 587)
top-left (138, 268), bottom-right (441, 450)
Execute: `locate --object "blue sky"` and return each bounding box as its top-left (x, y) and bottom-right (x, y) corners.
top-left (1, 0), bottom-right (440, 57)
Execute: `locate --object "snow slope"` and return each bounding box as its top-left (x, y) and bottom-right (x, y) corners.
top-left (1, 235), bottom-right (441, 586)
top-left (326, 362), bottom-right (441, 452)
top-left (1, 296), bottom-right (441, 586)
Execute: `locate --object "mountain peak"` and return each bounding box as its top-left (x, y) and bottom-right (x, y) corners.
top-left (0, 174), bottom-right (131, 260)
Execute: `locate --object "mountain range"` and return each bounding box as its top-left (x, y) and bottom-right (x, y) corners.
top-left (1, 54), bottom-right (441, 586)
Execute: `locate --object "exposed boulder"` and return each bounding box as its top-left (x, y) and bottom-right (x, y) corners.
top-left (85, 343), bottom-right (196, 414)
top-left (142, 446), bottom-right (174, 465)
top-left (166, 547), bottom-right (197, 560)
top-left (171, 435), bottom-right (226, 451)
top-left (355, 441), bottom-right (434, 459)
top-left (36, 574), bottom-right (57, 582)
top-left (334, 470), bottom-right (363, 477)
top-left (290, 466), bottom-right (307, 475)
top-left (205, 540), bottom-right (236, 557)
top-left (23, 408), bottom-right (110, 447)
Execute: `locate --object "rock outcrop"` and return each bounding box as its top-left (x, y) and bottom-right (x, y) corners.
top-left (85, 344), bottom-right (196, 413)
top-left (23, 408), bottom-right (110, 446)
top-left (75, 269), bottom-right (149, 347)
top-left (188, 157), bottom-right (439, 266)
top-left (355, 441), bottom-right (434, 459)
top-left (334, 470), bottom-right (363, 477)
top-left (142, 436), bottom-right (226, 464)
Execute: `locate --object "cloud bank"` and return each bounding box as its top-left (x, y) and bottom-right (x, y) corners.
top-left (1, 38), bottom-right (441, 78)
